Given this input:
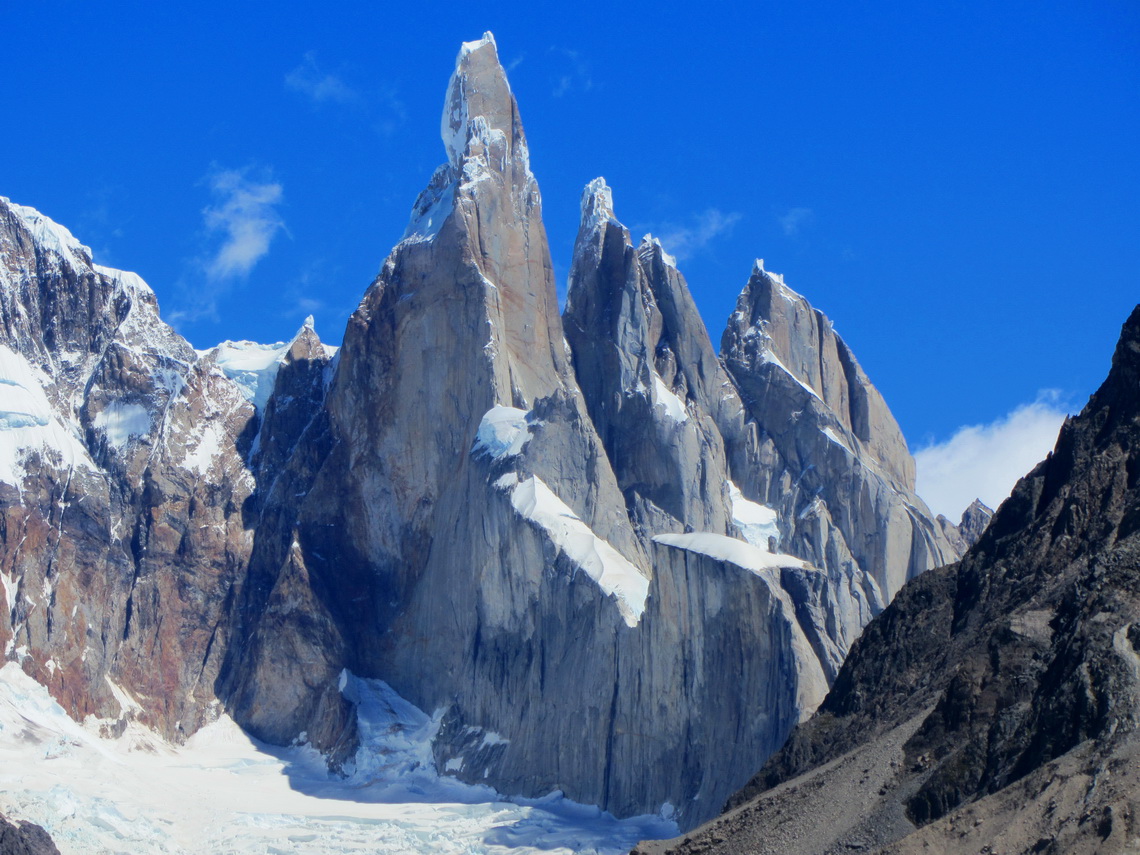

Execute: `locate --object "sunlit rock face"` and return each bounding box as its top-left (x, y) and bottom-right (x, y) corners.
top-left (220, 35), bottom-right (960, 829)
top-left (0, 195), bottom-right (260, 741)
top-left (0, 33), bottom-right (963, 833)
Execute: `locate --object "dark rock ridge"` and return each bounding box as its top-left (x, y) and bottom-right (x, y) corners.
top-left (0, 814), bottom-right (59, 855)
top-left (0, 33), bottom-right (963, 831)
top-left (638, 304), bottom-right (1140, 853)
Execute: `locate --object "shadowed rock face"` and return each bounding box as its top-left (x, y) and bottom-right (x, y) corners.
top-left (718, 263), bottom-right (960, 676)
top-left (563, 180), bottom-right (735, 536)
top-left (640, 305), bottom-right (1140, 854)
top-left (0, 813), bottom-right (59, 855)
top-left (1, 34), bottom-right (964, 833)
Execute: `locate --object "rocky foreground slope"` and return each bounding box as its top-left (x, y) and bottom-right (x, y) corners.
top-left (1, 33), bottom-right (963, 831)
top-left (0, 813), bottom-right (57, 855)
top-left (637, 304), bottom-right (1140, 853)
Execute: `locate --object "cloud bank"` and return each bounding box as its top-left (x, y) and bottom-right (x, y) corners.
top-left (915, 393), bottom-right (1069, 521)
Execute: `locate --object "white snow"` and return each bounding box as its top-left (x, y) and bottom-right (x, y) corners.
top-left (640, 234), bottom-right (678, 268)
top-left (652, 374), bottom-right (688, 423)
top-left (93, 402), bottom-right (151, 449)
top-left (459, 31), bottom-right (497, 57)
top-left (473, 405), bottom-right (533, 459)
top-left (727, 481), bottom-right (780, 549)
top-left (0, 571), bottom-right (15, 617)
top-left (581, 178), bottom-right (618, 233)
top-left (821, 426), bottom-right (853, 455)
top-left (3, 199), bottom-right (91, 269)
top-left (0, 663), bottom-right (676, 854)
top-left (404, 169), bottom-right (456, 243)
top-left (0, 346), bottom-right (51, 431)
top-left (181, 422), bottom-right (226, 476)
top-left (103, 675), bottom-right (143, 717)
top-left (0, 345), bottom-right (95, 486)
top-left (751, 258), bottom-right (789, 290)
top-left (209, 337), bottom-right (292, 412)
top-left (92, 264), bottom-right (154, 297)
top-left (498, 474), bottom-right (649, 626)
top-left (652, 532), bottom-right (808, 575)
top-left (760, 349), bottom-right (821, 401)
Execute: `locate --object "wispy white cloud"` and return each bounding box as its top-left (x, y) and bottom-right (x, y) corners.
top-left (779, 207), bottom-right (813, 236)
top-left (170, 168), bottom-right (286, 327)
top-left (652, 209), bottom-right (742, 262)
top-left (286, 52), bottom-right (359, 105)
top-left (549, 47), bottom-right (592, 97)
top-left (914, 392), bottom-right (1069, 521)
top-left (286, 52), bottom-right (404, 137)
top-left (202, 168), bottom-right (285, 281)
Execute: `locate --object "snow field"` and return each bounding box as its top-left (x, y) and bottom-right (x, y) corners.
top-left (0, 664), bottom-right (676, 854)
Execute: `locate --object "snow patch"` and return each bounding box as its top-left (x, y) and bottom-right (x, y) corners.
top-left (480, 731), bottom-right (509, 749)
top-left (93, 264), bottom-right (154, 297)
top-left (181, 422), bottom-right (226, 476)
top-left (727, 481), bottom-right (780, 549)
top-left (760, 349), bottom-right (821, 401)
top-left (208, 338), bottom-right (291, 412)
top-left (653, 532), bottom-right (808, 575)
top-left (821, 426), bottom-right (853, 455)
top-left (0, 345), bottom-right (95, 486)
top-left (581, 178), bottom-right (618, 233)
top-left (472, 405), bottom-right (533, 460)
top-left (640, 234), bottom-right (677, 268)
top-left (94, 402), bottom-right (151, 449)
top-left (404, 164), bottom-right (456, 244)
top-left (103, 675), bottom-right (143, 717)
top-left (499, 474), bottom-right (649, 626)
top-left (652, 374), bottom-right (688, 423)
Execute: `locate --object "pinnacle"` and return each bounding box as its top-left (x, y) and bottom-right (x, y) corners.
top-left (441, 31), bottom-right (520, 168)
top-left (579, 177), bottom-right (616, 231)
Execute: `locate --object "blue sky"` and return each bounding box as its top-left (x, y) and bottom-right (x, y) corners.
top-left (5, 1), bottom-right (1137, 516)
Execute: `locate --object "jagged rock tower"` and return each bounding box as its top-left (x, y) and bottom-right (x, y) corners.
top-left (0, 33), bottom-right (961, 831)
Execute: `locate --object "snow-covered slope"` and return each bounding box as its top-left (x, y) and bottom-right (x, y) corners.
top-left (0, 663), bottom-right (674, 854)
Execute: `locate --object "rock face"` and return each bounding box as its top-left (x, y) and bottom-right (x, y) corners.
top-left (718, 262), bottom-right (959, 677)
top-left (0, 813), bottom-right (59, 855)
top-left (220, 35), bottom-right (958, 828)
top-left (562, 180), bottom-right (736, 537)
top-left (0, 196), bottom-right (263, 740)
top-left (639, 305), bottom-right (1140, 853)
top-left (938, 497), bottom-right (994, 554)
top-left (0, 33), bottom-right (963, 834)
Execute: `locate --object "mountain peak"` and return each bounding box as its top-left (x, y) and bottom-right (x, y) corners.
top-left (579, 177), bottom-right (615, 231)
top-left (441, 30), bottom-right (524, 171)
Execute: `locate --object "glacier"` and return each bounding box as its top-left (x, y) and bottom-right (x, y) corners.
top-left (0, 663), bottom-right (676, 854)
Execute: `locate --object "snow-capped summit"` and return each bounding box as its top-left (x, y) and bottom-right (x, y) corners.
top-left (441, 31), bottom-right (523, 171)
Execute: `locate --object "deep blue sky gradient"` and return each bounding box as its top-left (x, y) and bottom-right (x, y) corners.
top-left (4, 1), bottom-right (1137, 447)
